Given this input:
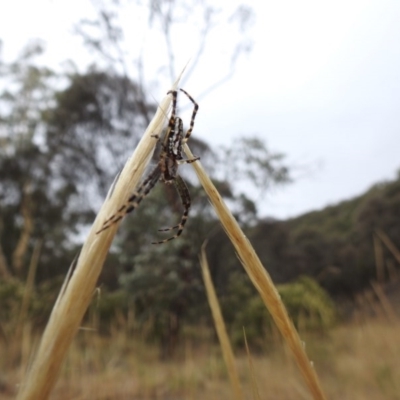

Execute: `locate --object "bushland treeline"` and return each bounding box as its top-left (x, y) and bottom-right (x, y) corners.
top-left (250, 173), bottom-right (400, 295)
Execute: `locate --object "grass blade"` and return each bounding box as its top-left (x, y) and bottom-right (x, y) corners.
top-left (16, 75), bottom-right (184, 400)
top-left (184, 143), bottom-right (327, 400)
top-left (243, 327), bottom-right (261, 400)
top-left (200, 243), bottom-right (244, 400)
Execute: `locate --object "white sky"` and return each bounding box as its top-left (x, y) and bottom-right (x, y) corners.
top-left (1, 0), bottom-right (399, 219)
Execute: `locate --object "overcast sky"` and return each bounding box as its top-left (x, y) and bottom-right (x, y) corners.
top-left (1, 0), bottom-right (399, 219)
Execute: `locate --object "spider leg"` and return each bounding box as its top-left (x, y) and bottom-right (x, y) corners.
top-left (166, 89), bottom-right (178, 134)
top-left (179, 88), bottom-right (199, 142)
top-left (173, 117), bottom-right (184, 159)
top-left (177, 157), bottom-right (200, 165)
top-left (173, 116), bottom-right (199, 164)
top-left (152, 175), bottom-right (191, 244)
top-left (96, 165), bottom-right (161, 234)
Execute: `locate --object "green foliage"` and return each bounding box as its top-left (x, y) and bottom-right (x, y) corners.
top-left (0, 279), bottom-right (24, 322)
top-left (89, 289), bottom-right (131, 329)
top-left (30, 277), bottom-right (63, 325)
top-left (218, 136), bottom-right (291, 197)
top-left (222, 273), bottom-right (272, 348)
top-left (221, 274), bottom-right (336, 348)
top-left (117, 201), bottom-right (210, 355)
top-left (0, 278), bottom-right (61, 333)
top-left (278, 276), bottom-right (336, 330)
top-left (44, 69), bottom-right (156, 197)
top-left (248, 174), bottom-right (400, 296)
top-left (0, 42), bottom-right (89, 281)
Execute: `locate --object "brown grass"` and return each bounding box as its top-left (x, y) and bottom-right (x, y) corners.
top-left (243, 328), bottom-right (261, 400)
top-left (200, 244), bottom-right (244, 400)
top-left (2, 317), bottom-right (400, 399)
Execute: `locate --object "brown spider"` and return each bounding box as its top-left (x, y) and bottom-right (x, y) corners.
top-left (96, 88), bottom-right (199, 244)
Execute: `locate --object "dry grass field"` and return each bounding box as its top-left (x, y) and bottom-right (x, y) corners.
top-left (1, 311), bottom-right (399, 400)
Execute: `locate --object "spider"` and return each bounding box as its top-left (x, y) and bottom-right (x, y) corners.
top-left (96, 88), bottom-right (199, 244)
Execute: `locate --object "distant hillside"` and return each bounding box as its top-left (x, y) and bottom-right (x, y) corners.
top-left (249, 172), bottom-right (400, 297)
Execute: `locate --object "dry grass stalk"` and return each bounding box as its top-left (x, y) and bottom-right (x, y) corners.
top-left (16, 240), bottom-right (42, 337)
top-left (184, 144), bottom-right (327, 400)
top-left (243, 328), bottom-right (261, 400)
top-left (16, 76), bottom-right (183, 400)
top-left (9, 240), bottom-right (43, 372)
top-left (386, 259), bottom-right (398, 282)
top-left (200, 243), bottom-right (244, 400)
top-left (370, 281), bottom-right (399, 324)
top-left (375, 229), bottom-right (400, 265)
top-left (373, 234), bottom-right (385, 283)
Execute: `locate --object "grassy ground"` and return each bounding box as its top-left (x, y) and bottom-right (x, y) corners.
top-left (1, 315), bottom-right (399, 400)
